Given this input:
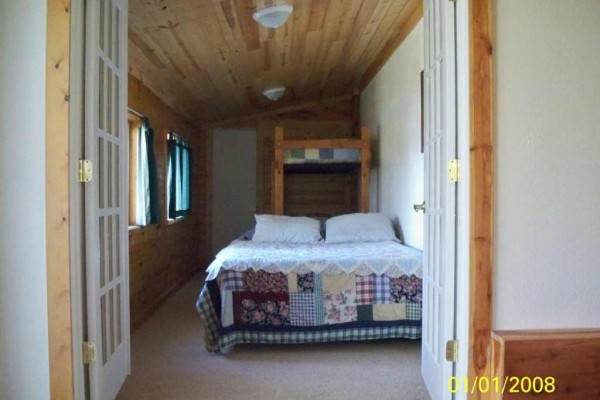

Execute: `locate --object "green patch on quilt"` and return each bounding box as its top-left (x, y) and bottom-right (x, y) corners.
top-left (357, 305), bottom-right (373, 322)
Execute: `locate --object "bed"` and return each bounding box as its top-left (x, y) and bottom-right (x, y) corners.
top-left (272, 126), bottom-right (371, 215)
top-left (196, 214), bottom-right (423, 353)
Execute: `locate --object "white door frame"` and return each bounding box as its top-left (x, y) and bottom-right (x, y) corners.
top-left (65, 0), bottom-right (473, 397)
top-left (69, 0), bottom-right (87, 398)
top-left (454, 1), bottom-right (471, 399)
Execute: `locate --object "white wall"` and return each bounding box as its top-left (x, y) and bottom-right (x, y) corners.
top-left (0, 1), bottom-right (51, 399)
top-left (212, 129), bottom-right (257, 254)
top-left (494, 0), bottom-right (600, 329)
top-left (361, 21), bottom-right (424, 249)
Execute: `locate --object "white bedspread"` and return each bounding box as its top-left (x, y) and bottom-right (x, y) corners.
top-left (205, 240), bottom-right (423, 280)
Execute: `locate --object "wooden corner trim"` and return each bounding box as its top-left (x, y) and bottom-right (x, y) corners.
top-left (468, 0), bottom-right (494, 399)
top-left (46, 1), bottom-right (74, 399)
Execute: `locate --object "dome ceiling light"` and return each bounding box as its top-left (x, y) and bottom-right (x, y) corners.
top-left (262, 86), bottom-right (286, 101)
top-left (252, 4), bottom-right (294, 29)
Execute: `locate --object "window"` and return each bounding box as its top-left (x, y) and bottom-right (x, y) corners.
top-left (167, 131), bottom-right (192, 219)
top-left (128, 112), bottom-right (159, 226)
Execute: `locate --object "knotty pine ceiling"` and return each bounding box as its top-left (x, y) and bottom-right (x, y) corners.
top-left (128, 0), bottom-right (422, 124)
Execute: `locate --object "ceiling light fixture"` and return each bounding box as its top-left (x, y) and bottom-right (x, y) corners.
top-left (262, 86), bottom-right (286, 101)
top-left (252, 4), bottom-right (294, 29)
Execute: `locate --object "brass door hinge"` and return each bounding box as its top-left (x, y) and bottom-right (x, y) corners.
top-left (446, 339), bottom-right (459, 362)
top-left (448, 159), bottom-right (461, 183)
top-left (78, 159), bottom-right (93, 183)
top-left (82, 341), bottom-right (96, 364)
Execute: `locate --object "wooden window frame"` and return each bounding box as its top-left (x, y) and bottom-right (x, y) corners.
top-left (128, 113), bottom-right (142, 227)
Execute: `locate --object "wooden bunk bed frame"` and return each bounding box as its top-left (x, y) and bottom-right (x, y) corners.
top-left (272, 125), bottom-right (371, 215)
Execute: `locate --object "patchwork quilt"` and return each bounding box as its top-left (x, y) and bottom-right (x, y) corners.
top-left (197, 269), bottom-right (422, 353)
top-left (284, 148), bottom-right (361, 164)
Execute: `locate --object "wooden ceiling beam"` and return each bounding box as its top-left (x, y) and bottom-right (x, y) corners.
top-left (202, 94), bottom-right (354, 129)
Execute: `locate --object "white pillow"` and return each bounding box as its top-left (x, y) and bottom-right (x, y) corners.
top-left (325, 213), bottom-right (396, 244)
top-left (252, 214), bottom-right (322, 243)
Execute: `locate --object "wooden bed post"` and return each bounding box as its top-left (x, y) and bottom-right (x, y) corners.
top-left (273, 126), bottom-right (285, 215)
top-left (360, 127), bottom-right (371, 213)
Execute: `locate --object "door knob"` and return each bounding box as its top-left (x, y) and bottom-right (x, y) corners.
top-left (413, 201), bottom-right (426, 213)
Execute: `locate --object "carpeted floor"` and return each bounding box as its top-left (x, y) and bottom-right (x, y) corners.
top-left (116, 273), bottom-right (431, 400)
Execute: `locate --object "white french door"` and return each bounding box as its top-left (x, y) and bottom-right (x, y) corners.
top-left (84, 0), bottom-right (130, 399)
top-left (421, 0), bottom-right (457, 398)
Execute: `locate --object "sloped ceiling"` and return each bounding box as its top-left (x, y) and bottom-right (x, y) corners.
top-left (128, 0), bottom-right (422, 124)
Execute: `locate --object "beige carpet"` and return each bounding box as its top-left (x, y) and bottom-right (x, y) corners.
top-left (117, 273), bottom-right (431, 400)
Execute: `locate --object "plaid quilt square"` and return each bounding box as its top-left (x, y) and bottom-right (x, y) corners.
top-left (355, 275), bottom-right (374, 305)
top-left (290, 293), bottom-right (316, 326)
top-left (196, 283), bottom-right (220, 352)
top-left (214, 326), bottom-right (422, 353)
top-left (373, 275), bottom-right (391, 304)
top-left (222, 270), bottom-right (244, 291)
top-left (406, 302), bottom-right (422, 321)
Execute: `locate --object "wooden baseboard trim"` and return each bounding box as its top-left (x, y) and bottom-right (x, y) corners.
top-left (130, 270), bottom-right (200, 332)
top-left (492, 328), bottom-right (600, 400)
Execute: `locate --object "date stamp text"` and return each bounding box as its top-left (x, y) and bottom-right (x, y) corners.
top-left (448, 376), bottom-right (556, 394)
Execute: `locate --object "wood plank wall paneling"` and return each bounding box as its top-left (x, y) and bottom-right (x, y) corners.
top-left (469, 0), bottom-right (494, 398)
top-left (204, 129), bottom-right (214, 261)
top-left (284, 172), bottom-right (358, 216)
top-left (128, 76), bottom-right (211, 330)
top-left (46, 0), bottom-right (73, 398)
top-left (255, 102), bottom-right (358, 215)
top-left (492, 329), bottom-right (600, 400)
